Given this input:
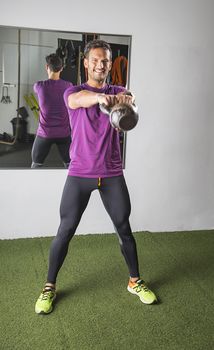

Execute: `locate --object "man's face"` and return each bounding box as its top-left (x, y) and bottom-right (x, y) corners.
top-left (84, 48), bottom-right (112, 83)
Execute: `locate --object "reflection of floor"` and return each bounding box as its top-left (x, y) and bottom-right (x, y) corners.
top-left (0, 141), bottom-right (65, 168)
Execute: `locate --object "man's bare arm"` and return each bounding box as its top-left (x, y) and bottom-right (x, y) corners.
top-left (68, 91), bottom-right (122, 109)
top-left (68, 90), bottom-right (101, 109)
top-left (68, 90), bottom-right (135, 109)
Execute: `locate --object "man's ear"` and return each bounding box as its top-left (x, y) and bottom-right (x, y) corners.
top-left (84, 58), bottom-right (88, 69)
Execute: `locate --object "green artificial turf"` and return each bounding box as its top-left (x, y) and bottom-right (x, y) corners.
top-left (0, 231), bottom-right (213, 350)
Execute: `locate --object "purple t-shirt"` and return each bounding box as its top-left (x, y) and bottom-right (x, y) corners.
top-left (34, 79), bottom-right (72, 138)
top-left (64, 83), bottom-right (126, 178)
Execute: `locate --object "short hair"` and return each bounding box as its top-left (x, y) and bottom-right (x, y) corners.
top-left (45, 53), bottom-right (63, 72)
top-left (84, 39), bottom-right (112, 60)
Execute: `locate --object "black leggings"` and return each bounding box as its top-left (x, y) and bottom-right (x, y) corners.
top-left (31, 135), bottom-right (71, 168)
top-left (47, 175), bottom-right (140, 283)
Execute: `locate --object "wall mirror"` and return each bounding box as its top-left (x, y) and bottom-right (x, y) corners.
top-left (0, 25), bottom-right (131, 168)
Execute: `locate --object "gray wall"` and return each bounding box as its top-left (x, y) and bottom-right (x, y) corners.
top-left (0, 0), bottom-right (214, 238)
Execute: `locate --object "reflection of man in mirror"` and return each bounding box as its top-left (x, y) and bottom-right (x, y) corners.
top-left (35, 40), bottom-right (157, 314)
top-left (31, 54), bottom-right (72, 168)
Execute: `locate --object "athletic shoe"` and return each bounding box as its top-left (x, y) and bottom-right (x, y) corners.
top-left (127, 279), bottom-right (157, 304)
top-left (35, 288), bottom-right (56, 314)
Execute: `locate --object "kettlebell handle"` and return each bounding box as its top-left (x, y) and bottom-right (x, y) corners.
top-left (99, 103), bottom-right (112, 115)
top-left (99, 102), bottom-right (137, 115)
top-left (99, 90), bottom-right (134, 114)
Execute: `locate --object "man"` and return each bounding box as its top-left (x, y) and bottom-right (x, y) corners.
top-left (35, 40), bottom-right (157, 314)
top-left (31, 53), bottom-right (72, 168)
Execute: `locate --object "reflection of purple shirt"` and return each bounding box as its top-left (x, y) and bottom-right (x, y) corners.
top-left (64, 83), bottom-right (126, 178)
top-left (34, 79), bottom-right (72, 138)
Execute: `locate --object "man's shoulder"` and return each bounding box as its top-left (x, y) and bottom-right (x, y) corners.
top-left (33, 80), bottom-right (45, 93)
top-left (35, 79), bottom-right (48, 86)
top-left (105, 84), bottom-right (126, 94)
top-left (60, 79), bottom-right (73, 87)
top-left (34, 80), bottom-right (49, 90)
top-left (64, 84), bottom-right (84, 95)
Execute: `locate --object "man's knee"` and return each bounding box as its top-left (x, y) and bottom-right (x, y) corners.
top-left (113, 211), bottom-right (130, 228)
top-left (57, 224), bottom-right (77, 242)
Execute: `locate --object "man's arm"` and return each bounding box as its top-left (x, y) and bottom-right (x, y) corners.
top-left (68, 90), bottom-right (99, 109)
top-left (33, 82), bottom-right (40, 94)
top-left (67, 86), bottom-right (136, 110)
top-left (68, 90), bottom-right (118, 109)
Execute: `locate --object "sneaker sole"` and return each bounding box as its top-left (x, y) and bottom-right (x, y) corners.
top-left (127, 286), bottom-right (157, 305)
top-left (35, 307), bottom-right (53, 315)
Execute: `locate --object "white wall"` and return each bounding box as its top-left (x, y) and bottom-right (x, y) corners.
top-left (0, 0), bottom-right (214, 239)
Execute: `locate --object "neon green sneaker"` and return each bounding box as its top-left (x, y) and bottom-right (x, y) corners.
top-left (127, 279), bottom-right (157, 304)
top-left (35, 288), bottom-right (56, 314)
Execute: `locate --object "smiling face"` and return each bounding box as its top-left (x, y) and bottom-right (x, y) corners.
top-left (84, 47), bottom-right (112, 86)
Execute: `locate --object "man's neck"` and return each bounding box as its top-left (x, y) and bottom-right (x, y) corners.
top-left (48, 72), bottom-right (60, 80)
top-left (86, 78), bottom-right (107, 89)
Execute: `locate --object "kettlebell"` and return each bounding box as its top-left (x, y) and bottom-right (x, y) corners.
top-left (99, 102), bottom-right (139, 131)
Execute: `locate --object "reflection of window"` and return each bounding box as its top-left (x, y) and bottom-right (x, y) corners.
top-left (20, 45), bottom-right (53, 85)
top-left (2, 43), bottom-right (18, 85)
